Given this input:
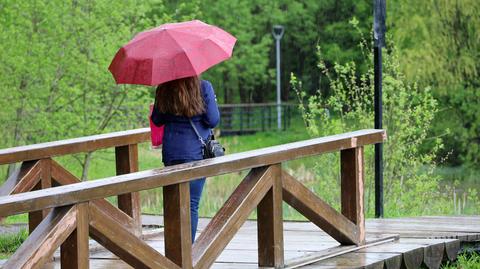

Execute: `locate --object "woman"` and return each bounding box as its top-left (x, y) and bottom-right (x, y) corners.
top-left (151, 76), bottom-right (219, 242)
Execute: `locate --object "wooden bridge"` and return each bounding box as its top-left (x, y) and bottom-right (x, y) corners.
top-left (0, 128), bottom-right (478, 269)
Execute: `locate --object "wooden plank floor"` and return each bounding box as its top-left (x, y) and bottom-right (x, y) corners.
top-left (30, 216), bottom-right (480, 268)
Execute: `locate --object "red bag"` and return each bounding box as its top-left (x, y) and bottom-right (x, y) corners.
top-left (149, 104), bottom-right (164, 148)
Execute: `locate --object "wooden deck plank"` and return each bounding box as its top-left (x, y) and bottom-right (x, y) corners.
top-left (399, 238), bottom-right (460, 266)
top-left (3, 216), bottom-right (478, 268)
top-left (281, 219), bottom-right (480, 233)
top-left (304, 252), bottom-right (401, 269)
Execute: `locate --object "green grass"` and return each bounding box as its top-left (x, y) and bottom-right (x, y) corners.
top-left (442, 253), bottom-right (480, 268)
top-left (433, 166), bottom-right (480, 215)
top-left (2, 214), bottom-right (28, 224)
top-left (0, 228), bottom-right (28, 258)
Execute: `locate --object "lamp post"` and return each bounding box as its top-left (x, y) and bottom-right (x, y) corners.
top-left (272, 25), bottom-right (284, 130)
top-left (374, 0), bottom-right (386, 218)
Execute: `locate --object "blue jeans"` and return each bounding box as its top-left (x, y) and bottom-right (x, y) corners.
top-left (164, 160), bottom-right (206, 242)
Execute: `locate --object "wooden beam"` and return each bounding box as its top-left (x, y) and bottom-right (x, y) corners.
top-left (4, 205), bottom-right (77, 269)
top-left (0, 160), bottom-right (41, 196)
top-left (341, 147), bottom-right (365, 244)
top-left (164, 182), bottom-right (192, 268)
top-left (257, 164), bottom-right (284, 267)
top-left (0, 128), bottom-right (150, 165)
top-left (115, 144), bottom-right (141, 236)
top-left (88, 203), bottom-right (179, 269)
top-left (281, 170), bottom-right (360, 245)
top-left (0, 129), bottom-right (386, 218)
top-left (29, 159), bottom-right (52, 233)
top-left (444, 240), bottom-right (460, 261)
top-left (51, 159), bottom-right (137, 233)
top-left (399, 238), bottom-right (450, 269)
top-left (61, 203), bottom-right (89, 269)
top-left (192, 166), bottom-right (274, 269)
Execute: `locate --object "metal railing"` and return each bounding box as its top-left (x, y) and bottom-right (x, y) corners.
top-left (218, 103), bottom-right (297, 135)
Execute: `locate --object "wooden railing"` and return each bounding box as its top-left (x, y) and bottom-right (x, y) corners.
top-left (0, 128), bottom-right (386, 269)
top-left (0, 128), bottom-right (150, 236)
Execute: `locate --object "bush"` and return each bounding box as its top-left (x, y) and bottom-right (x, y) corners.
top-left (290, 28), bottom-right (456, 217)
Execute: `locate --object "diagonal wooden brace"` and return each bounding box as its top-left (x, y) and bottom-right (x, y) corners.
top-left (0, 160), bottom-right (42, 196)
top-left (88, 202), bottom-right (180, 269)
top-left (282, 170), bottom-right (361, 245)
top-left (3, 205), bottom-right (78, 269)
top-left (50, 159), bottom-right (138, 235)
top-left (192, 166), bottom-right (275, 269)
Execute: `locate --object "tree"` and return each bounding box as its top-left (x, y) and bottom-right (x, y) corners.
top-left (0, 0), bottom-right (188, 179)
top-left (200, 0), bottom-right (274, 104)
top-left (291, 36), bottom-right (448, 216)
top-left (391, 0), bottom-right (480, 166)
top-left (197, 0), bottom-right (373, 105)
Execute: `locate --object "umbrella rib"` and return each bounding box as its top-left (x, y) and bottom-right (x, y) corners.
top-left (165, 31), bottom-right (199, 75)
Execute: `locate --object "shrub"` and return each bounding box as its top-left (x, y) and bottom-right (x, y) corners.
top-left (291, 28), bottom-right (454, 217)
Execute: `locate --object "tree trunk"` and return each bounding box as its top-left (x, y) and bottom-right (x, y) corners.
top-left (81, 152), bottom-right (94, 181)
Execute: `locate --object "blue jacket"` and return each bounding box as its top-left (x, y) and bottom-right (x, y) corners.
top-left (151, 80), bottom-right (220, 164)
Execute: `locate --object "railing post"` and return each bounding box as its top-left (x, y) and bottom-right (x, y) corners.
top-left (239, 107), bottom-right (243, 133)
top-left (115, 144), bottom-right (141, 236)
top-left (29, 158), bottom-right (52, 233)
top-left (268, 105), bottom-right (272, 129)
top-left (340, 146), bottom-right (365, 245)
top-left (261, 107), bottom-right (265, 132)
top-left (163, 182), bottom-right (193, 268)
top-left (257, 163), bottom-right (284, 267)
top-left (61, 202), bottom-right (89, 269)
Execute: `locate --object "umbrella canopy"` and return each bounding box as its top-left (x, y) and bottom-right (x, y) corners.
top-left (109, 20), bottom-right (236, 86)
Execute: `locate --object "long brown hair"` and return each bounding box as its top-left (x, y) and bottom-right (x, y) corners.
top-left (155, 76), bottom-right (204, 117)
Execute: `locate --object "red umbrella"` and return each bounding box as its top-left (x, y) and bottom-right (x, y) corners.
top-left (109, 20), bottom-right (236, 86)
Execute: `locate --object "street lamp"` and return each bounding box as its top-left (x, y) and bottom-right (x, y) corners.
top-left (272, 25), bottom-right (284, 130)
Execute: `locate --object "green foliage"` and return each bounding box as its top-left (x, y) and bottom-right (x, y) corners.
top-left (0, 0), bottom-right (478, 215)
top-left (442, 252), bottom-right (480, 269)
top-left (199, 0), bottom-right (275, 103)
top-left (390, 0), bottom-right (480, 166)
top-left (0, 0), bottom-right (199, 179)
top-left (0, 228), bottom-right (28, 254)
top-left (291, 31), bottom-right (462, 216)
top-left (198, 0), bottom-right (373, 104)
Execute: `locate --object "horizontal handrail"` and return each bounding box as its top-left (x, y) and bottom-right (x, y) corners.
top-left (0, 129), bottom-right (385, 218)
top-left (0, 128), bottom-right (150, 165)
